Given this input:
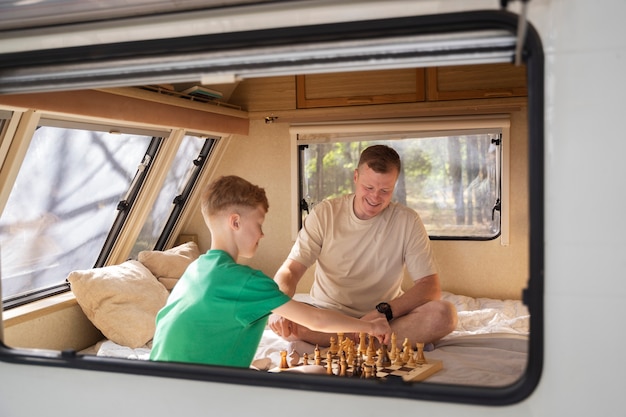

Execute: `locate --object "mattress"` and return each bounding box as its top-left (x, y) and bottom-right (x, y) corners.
top-left (85, 291), bottom-right (530, 387)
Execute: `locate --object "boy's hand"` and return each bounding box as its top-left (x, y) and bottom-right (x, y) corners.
top-left (268, 313), bottom-right (298, 339)
top-left (366, 317), bottom-right (392, 345)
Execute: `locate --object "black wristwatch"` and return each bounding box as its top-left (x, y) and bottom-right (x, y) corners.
top-left (375, 302), bottom-right (393, 321)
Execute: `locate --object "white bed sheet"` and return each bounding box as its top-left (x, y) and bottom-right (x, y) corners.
top-left (251, 291), bottom-right (530, 386)
top-left (87, 291), bottom-right (530, 386)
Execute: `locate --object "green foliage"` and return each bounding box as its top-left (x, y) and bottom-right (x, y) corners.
top-left (300, 133), bottom-right (500, 238)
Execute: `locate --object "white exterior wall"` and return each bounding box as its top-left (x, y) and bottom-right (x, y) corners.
top-left (1, 0), bottom-right (626, 415)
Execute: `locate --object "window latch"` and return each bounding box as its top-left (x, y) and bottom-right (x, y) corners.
top-left (492, 198), bottom-right (501, 221)
top-left (300, 198), bottom-right (309, 214)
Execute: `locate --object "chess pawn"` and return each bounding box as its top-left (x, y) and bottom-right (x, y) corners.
top-left (363, 363), bottom-right (373, 379)
top-left (346, 344), bottom-right (355, 364)
top-left (377, 344), bottom-right (391, 367)
top-left (279, 350), bottom-right (289, 369)
top-left (352, 357), bottom-right (361, 378)
top-left (302, 352), bottom-right (309, 366)
top-left (393, 352), bottom-right (404, 366)
top-left (326, 351), bottom-right (334, 375)
top-left (329, 336), bottom-right (338, 355)
top-left (406, 350), bottom-right (416, 366)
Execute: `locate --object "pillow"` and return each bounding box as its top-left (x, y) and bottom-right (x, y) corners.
top-left (67, 260), bottom-right (169, 348)
top-left (138, 241), bottom-right (200, 289)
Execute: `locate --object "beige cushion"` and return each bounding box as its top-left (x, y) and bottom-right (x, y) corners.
top-left (67, 260), bottom-right (169, 348)
top-left (138, 241), bottom-right (200, 290)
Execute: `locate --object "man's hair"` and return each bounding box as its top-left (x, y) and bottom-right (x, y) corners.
top-left (357, 144), bottom-right (401, 174)
top-left (201, 175), bottom-right (269, 219)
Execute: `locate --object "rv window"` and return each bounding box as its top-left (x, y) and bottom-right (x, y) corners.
top-left (0, 7), bottom-right (543, 407)
top-left (129, 134), bottom-right (208, 258)
top-left (297, 131), bottom-right (502, 239)
top-left (0, 122), bottom-right (161, 306)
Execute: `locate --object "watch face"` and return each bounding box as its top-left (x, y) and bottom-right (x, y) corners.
top-left (376, 303), bottom-right (392, 320)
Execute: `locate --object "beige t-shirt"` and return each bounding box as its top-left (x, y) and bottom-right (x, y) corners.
top-left (288, 194), bottom-right (437, 317)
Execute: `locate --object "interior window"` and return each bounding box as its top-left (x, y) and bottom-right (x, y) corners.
top-left (0, 123), bottom-right (160, 306)
top-left (129, 134), bottom-right (208, 258)
top-left (298, 132), bottom-right (502, 239)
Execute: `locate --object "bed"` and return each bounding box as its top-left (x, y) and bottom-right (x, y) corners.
top-left (70, 242), bottom-right (529, 387)
top-left (81, 290), bottom-right (529, 387)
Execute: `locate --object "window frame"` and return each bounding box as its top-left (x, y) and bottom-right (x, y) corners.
top-left (0, 9), bottom-right (544, 406)
top-left (0, 116), bottom-right (169, 308)
top-left (291, 116), bottom-right (511, 244)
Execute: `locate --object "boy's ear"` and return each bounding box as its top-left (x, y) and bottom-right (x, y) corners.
top-left (229, 213), bottom-right (240, 230)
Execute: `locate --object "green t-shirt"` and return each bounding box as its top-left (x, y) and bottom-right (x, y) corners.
top-left (150, 250), bottom-right (290, 367)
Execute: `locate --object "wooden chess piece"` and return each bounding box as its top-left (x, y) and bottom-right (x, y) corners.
top-left (339, 351), bottom-right (348, 376)
top-left (366, 335), bottom-right (376, 364)
top-left (389, 333), bottom-right (397, 361)
top-left (279, 350), bottom-right (289, 369)
top-left (326, 351), bottom-right (334, 375)
top-left (377, 344), bottom-right (392, 367)
top-left (352, 356), bottom-right (361, 378)
top-left (402, 338), bottom-right (412, 363)
top-left (358, 332), bottom-right (367, 355)
top-left (407, 349), bottom-right (416, 366)
top-left (329, 336), bottom-right (338, 355)
top-left (393, 352), bottom-right (404, 366)
top-left (415, 342), bottom-right (427, 365)
top-left (363, 363), bottom-right (373, 379)
top-left (288, 350), bottom-right (300, 367)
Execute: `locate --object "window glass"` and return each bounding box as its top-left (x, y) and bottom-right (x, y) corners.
top-left (0, 124), bottom-right (153, 300)
top-left (129, 135), bottom-right (205, 258)
top-left (299, 133), bottom-right (501, 239)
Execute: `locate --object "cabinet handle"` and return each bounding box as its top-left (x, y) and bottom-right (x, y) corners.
top-left (346, 97), bottom-right (374, 104)
top-left (484, 91), bottom-right (513, 97)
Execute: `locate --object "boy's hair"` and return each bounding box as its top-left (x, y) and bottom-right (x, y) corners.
top-left (357, 145), bottom-right (401, 174)
top-left (201, 175), bottom-right (269, 219)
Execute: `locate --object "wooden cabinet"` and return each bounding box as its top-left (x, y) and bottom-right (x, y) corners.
top-left (426, 63), bottom-right (527, 101)
top-left (296, 69), bottom-right (425, 108)
top-left (237, 64), bottom-right (527, 111)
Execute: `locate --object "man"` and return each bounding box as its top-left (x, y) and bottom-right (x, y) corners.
top-left (269, 145), bottom-right (457, 347)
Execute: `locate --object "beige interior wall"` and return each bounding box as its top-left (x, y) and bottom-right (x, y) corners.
top-left (2, 71), bottom-right (530, 351)
top-left (181, 100), bottom-right (529, 300)
top-left (182, 119), bottom-right (296, 277)
top-left (3, 294), bottom-right (103, 351)
top-left (431, 109), bottom-right (529, 300)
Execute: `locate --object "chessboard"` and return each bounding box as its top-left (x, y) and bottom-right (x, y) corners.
top-left (271, 332), bottom-right (442, 382)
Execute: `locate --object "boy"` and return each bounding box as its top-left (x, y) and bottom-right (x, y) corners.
top-left (150, 175), bottom-right (391, 368)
